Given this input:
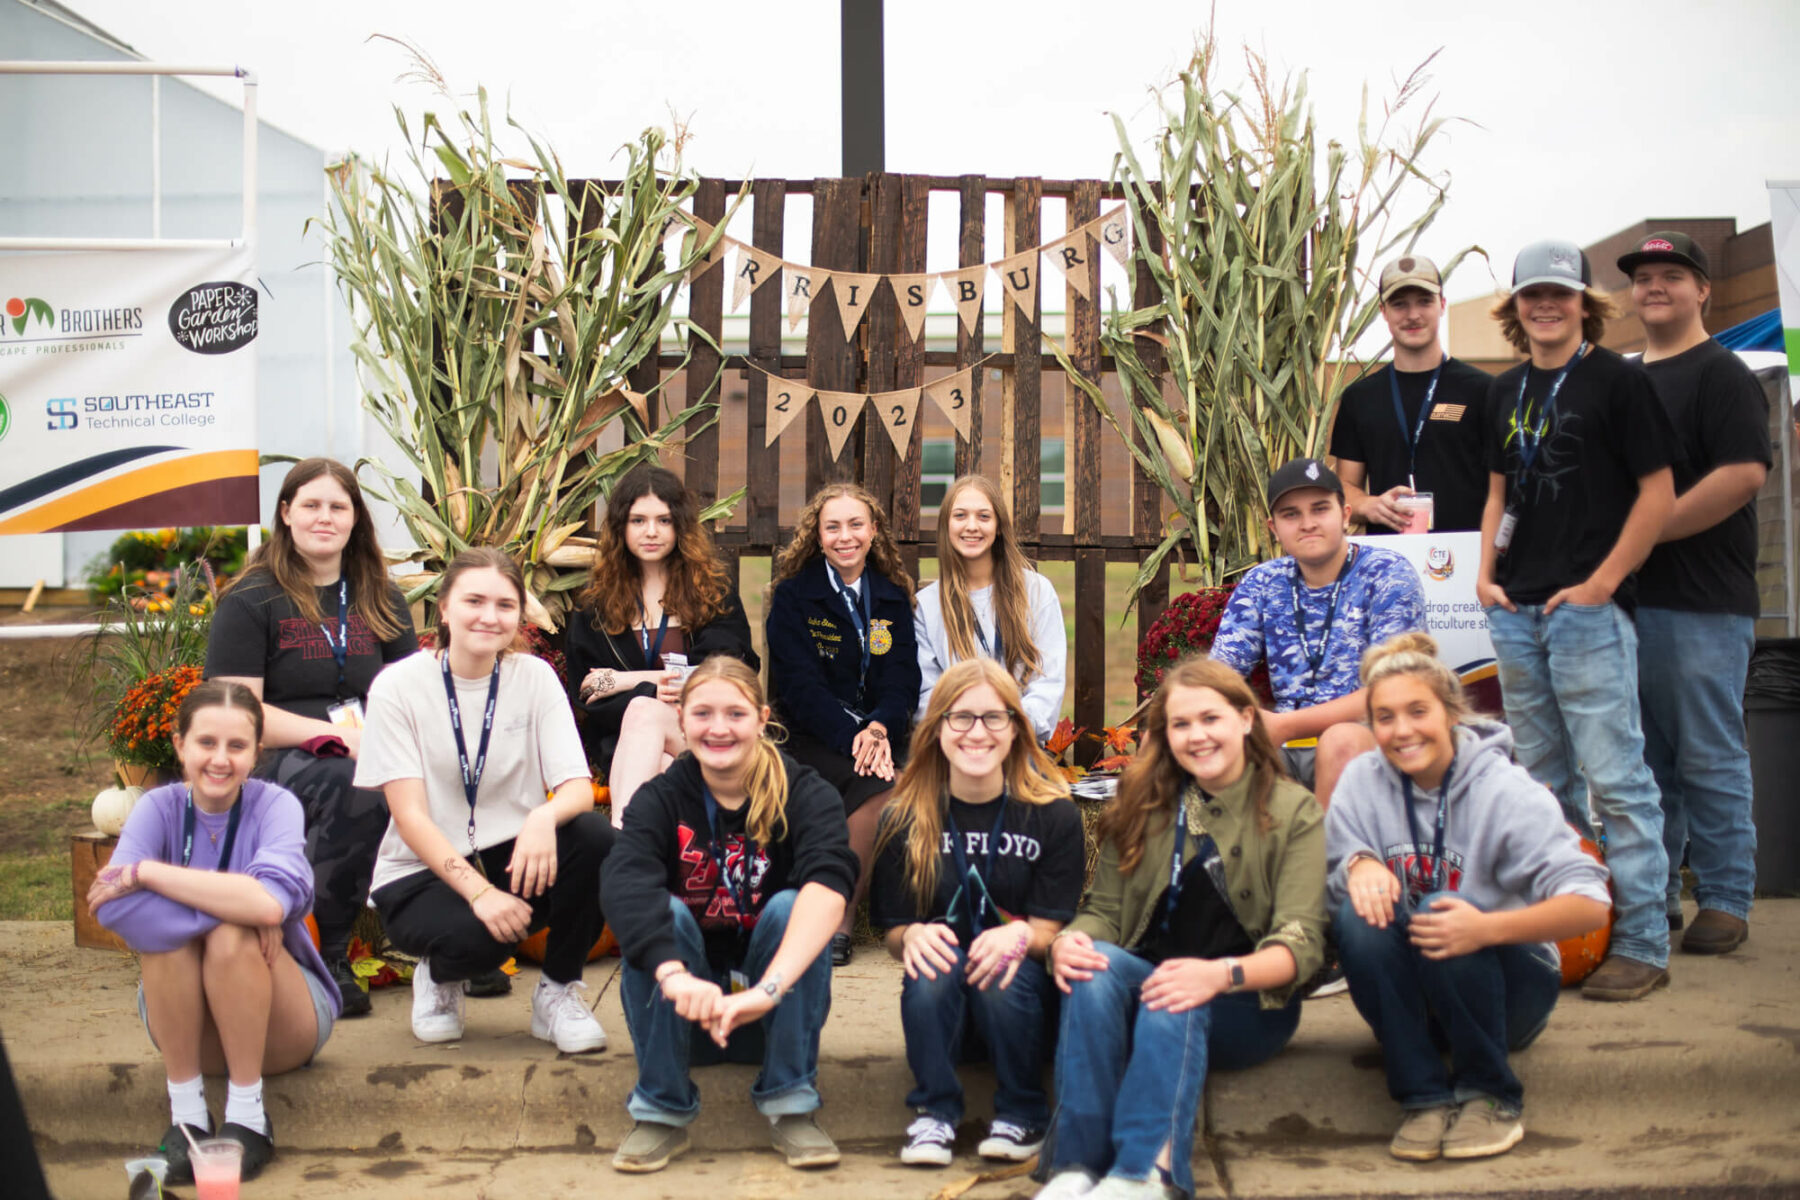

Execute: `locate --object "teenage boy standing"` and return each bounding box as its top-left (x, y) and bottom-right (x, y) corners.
top-left (1331, 255), bottom-right (1493, 532)
top-left (1477, 240), bottom-right (1679, 1002)
top-left (1622, 232), bottom-right (1768, 955)
top-left (1211, 458), bottom-right (1428, 808)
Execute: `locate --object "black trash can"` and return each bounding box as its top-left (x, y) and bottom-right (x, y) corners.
top-left (1745, 637), bottom-right (1800, 896)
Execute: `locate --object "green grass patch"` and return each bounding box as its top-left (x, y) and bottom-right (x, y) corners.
top-left (0, 853), bottom-right (73, 921)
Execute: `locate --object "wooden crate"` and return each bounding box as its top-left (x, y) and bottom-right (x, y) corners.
top-left (70, 829), bottom-right (131, 953)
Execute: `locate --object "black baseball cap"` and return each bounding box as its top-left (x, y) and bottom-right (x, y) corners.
top-left (1267, 458), bottom-right (1343, 508)
top-left (1617, 231), bottom-right (1710, 279)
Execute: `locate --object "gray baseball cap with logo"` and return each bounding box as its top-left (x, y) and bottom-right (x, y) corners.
top-left (1511, 240), bottom-right (1591, 291)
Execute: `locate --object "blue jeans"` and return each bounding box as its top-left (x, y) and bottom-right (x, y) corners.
top-left (1047, 942), bottom-right (1298, 1195)
top-left (618, 890), bottom-right (832, 1125)
top-left (1335, 894), bottom-right (1560, 1114)
top-left (1485, 602), bottom-right (1670, 967)
top-left (899, 945), bottom-right (1056, 1126)
top-left (1635, 607), bottom-right (1757, 921)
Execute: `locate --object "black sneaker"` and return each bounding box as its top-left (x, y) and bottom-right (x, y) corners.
top-left (157, 1117), bottom-right (213, 1185)
top-left (830, 933), bottom-right (853, 968)
top-left (977, 1118), bottom-right (1044, 1161)
top-left (464, 966), bottom-right (513, 997)
top-left (332, 957), bottom-right (371, 1017)
top-left (219, 1116), bottom-right (276, 1180)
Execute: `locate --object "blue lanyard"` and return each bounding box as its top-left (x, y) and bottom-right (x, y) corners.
top-left (440, 656), bottom-right (501, 850)
top-left (1289, 545), bottom-right (1358, 679)
top-left (1158, 800), bottom-right (1190, 938)
top-left (945, 794), bottom-right (1010, 929)
top-left (702, 785), bottom-right (757, 931)
top-left (179, 788), bottom-right (243, 871)
top-left (972, 610), bottom-right (1003, 664)
top-left (829, 565), bottom-right (872, 690)
top-left (1401, 755), bottom-right (1454, 900)
top-left (320, 580), bottom-right (349, 696)
top-left (1512, 343), bottom-right (1587, 485)
top-left (1388, 357), bottom-right (1445, 490)
top-left (637, 597), bottom-right (670, 667)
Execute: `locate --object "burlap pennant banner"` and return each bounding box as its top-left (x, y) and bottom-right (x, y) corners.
top-left (944, 265), bottom-right (986, 337)
top-left (785, 266), bottom-right (825, 331)
top-left (1093, 205), bottom-right (1131, 268)
top-left (871, 387), bottom-right (922, 456)
top-left (1043, 231), bottom-right (1096, 301)
top-left (816, 390), bottom-right (865, 458)
top-left (829, 272), bottom-right (883, 340)
top-left (730, 242), bottom-right (784, 312)
top-left (764, 378), bottom-right (812, 447)
top-left (889, 273), bottom-right (935, 343)
top-left (685, 217), bottom-right (728, 282)
top-left (922, 366), bottom-right (976, 441)
top-left (995, 248), bottom-right (1040, 317)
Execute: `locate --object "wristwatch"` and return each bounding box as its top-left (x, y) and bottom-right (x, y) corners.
top-left (758, 970), bottom-right (786, 1004)
top-left (1222, 956), bottom-right (1246, 994)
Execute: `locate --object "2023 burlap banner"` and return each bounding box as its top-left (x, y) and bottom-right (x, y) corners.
top-left (751, 355), bottom-right (996, 456)
top-left (678, 206), bottom-right (1130, 343)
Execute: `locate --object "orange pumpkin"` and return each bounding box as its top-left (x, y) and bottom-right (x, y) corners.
top-left (515, 924), bottom-right (617, 964)
top-left (304, 912), bottom-right (321, 950)
top-left (1557, 830), bottom-right (1612, 986)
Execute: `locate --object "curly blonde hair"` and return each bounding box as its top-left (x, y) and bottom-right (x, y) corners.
top-left (770, 482), bottom-right (915, 603)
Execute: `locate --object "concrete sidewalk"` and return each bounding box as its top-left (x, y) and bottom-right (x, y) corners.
top-left (7, 905), bottom-right (1800, 1199)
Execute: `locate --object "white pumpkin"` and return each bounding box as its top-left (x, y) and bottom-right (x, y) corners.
top-left (92, 786), bottom-right (144, 837)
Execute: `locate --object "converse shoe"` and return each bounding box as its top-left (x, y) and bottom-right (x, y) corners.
top-left (899, 1115), bottom-right (956, 1166)
top-left (977, 1118), bottom-right (1044, 1161)
top-left (530, 978), bottom-right (607, 1053)
top-left (410, 957), bottom-right (465, 1043)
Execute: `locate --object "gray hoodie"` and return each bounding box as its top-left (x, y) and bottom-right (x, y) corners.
top-left (1326, 719), bottom-right (1610, 931)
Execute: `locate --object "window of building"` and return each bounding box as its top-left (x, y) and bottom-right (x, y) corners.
top-left (921, 438), bottom-right (1066, 513)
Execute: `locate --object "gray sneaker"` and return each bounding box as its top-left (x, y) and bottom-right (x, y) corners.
top-left (611, 1121), bottom-right (690, 1173)
top-left (1441, 1097), bottom-right (1523, 1160)
top-left (770, 1112), bottom-right (840, 1168)
top-left (1389, 1104), bottom-right (1454, 1161)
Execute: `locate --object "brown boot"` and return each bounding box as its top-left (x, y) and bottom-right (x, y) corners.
top-left (1681, 909), bottom-right (1748, 955)
top-left (1581, 954), bottom-right (1670, 1001)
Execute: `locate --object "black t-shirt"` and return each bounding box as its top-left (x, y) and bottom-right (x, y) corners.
top-left (1136, 842), bottom-right (1255, 964)
top-left (1329, 357), bottom-right (1493, 533)
top-left (205, 570), bottom-right (418, 720)
top-left (1636, 340), bottom-right (1771, 616)
top-left (1485, 347), bottom-right (1679, 609)
top-left (870, 794), bottom-right (1085, 944)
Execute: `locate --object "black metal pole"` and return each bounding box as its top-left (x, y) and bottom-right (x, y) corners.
top-left (840, 0), bottom-right (884, 177)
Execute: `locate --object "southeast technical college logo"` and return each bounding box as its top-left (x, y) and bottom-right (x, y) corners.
top-left (2, 297), bottom-right (53, 336)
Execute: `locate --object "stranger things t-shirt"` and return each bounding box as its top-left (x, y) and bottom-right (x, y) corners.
top-left (1329, 357), bottom-right (1493, 532)
top-left (870, 794), bottom-right (1085, 944)
top-left (206, 572), bottom-right (417, 720)
top-left (1485, 347), bottom-right (1678, 610)
top-left (1636, 339), bottom-right (1771, 616)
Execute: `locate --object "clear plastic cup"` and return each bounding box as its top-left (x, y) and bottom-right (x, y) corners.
top-left (191, 1138), bottom-right (243, 1200)
top-left (1395, 492), bottom-right (1434, 534)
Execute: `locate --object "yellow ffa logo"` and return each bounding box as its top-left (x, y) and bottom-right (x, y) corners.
top-left (869, 618), bottom-right (895, 656)
top-left (1426, 546), bottom-right (1454, 581)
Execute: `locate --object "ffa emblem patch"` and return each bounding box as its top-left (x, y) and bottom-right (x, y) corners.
top-left (869, 618), bottom-right (895, 656)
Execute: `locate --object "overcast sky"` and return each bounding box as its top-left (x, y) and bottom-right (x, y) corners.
top-left (52, 0), bottom-right (1800, 304)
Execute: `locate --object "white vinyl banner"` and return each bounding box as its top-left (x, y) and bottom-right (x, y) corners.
top-left (0, 245), bottom-right (260, 535)
top-left (1353, 531), bottom-right (1495, 677)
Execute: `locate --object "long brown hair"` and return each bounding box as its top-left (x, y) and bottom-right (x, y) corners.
top-left (1096, 655), bottom-right (1284, 874)
top-left (876, 659), bottom-right (1067, 911)
top-left (1488, 287), bottom-right (1619, 354)
top-left (770, 482), bottom-right (915, 604)
top-left (933, 475), bottom-right (1042, 683)
top-left (578, 465), bottom-right (730, 636)
top-left (680, 657), bottom-right (791, 848)
top-left (228, 457), bottom-right (405, 641)
top-left (435, 548), bottom-right (526, 657)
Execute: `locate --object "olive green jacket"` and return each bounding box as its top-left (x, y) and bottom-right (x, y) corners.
top-left (1068, 771), bottom-right (1327, 1009)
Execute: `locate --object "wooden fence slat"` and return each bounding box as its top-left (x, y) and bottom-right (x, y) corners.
top-left (892, 175), bottom-right (931, 559)
top-left (1068, 180), bottom-right (1106, 759)
top-left (683, 179), bottom-right (727, 503)
top-left (864, 175), bottom-right (903, 515)
top-left (1132, 214), bottom-right (1171, 648)
top-left (954, 175), bottom-right (986, 479)
top-left (1005, 178), bottom-right (1043, 543)
top-left (806, 177), bottom-right (865, 494)
top-left (745, 179), bottom-right (787, 550)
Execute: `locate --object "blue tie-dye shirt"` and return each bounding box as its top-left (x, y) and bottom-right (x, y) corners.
top-left (1210, 545), bottom-right (1428, 711)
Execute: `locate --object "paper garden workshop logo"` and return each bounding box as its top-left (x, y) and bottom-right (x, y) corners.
top-left (169, 281), bottom-right (258, 355)
top-left (2, 296), bottom-right (54, 336)
top-left (1426, 545), bottom-right (1454, 582)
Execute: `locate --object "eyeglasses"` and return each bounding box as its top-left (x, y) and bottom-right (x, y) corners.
top-left (944, 709), bottom-right (1011, 732)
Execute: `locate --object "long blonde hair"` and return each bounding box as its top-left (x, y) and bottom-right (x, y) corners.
top-left (934, 475), bottom-right (1042, 684)
top-left (770, 482), bottom-right (915, 604)
top-left (680, 657), bottom-right (790, 847)
top-left (875, 659), bottom-right (1067, 912)
top-left (1361, 632), bottom-right (1470, 723)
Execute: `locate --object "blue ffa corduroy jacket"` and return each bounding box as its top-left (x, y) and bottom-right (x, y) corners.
top-left (766, 554), bottom-right (920, 755)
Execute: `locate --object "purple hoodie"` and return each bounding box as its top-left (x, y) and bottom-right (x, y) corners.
top-left (97, 778), bottom-right (342, 1020)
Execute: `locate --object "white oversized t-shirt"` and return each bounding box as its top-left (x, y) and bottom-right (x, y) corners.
top-left (356, 650), bottom-right (590, 893)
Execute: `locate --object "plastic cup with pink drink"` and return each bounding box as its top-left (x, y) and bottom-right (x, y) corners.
top-left (191, 1138), bottom-right (243, 1200)
top-left (1394, 492), bottom-right (1435, 534)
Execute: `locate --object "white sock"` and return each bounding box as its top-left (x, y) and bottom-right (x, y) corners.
top-left (224, 1079), bottom-right (267, 1136)
top-left (167, 1075), bottom-right (208, 1130)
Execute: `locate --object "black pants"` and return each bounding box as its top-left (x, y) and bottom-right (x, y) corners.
top-left (259, 747), bottom-right (388, 961)
top-left (371, 811), bottom-right (614, 985)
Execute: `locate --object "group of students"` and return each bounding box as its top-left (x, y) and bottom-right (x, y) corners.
top-left (87, 228), bottom-right (1760, 1193)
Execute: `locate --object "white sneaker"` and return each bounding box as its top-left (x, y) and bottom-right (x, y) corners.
top-left (1089, 1175), bottom-right (1179, 1200)
top-left (530, 978), bottom-right (607, 1053)
top-left (1035, 1170), bottom-right (1097, 1199)
top-left (899, 1115), bottom-right (955, 1166)
top-left (411, 957), bottom-right (464, 1043)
